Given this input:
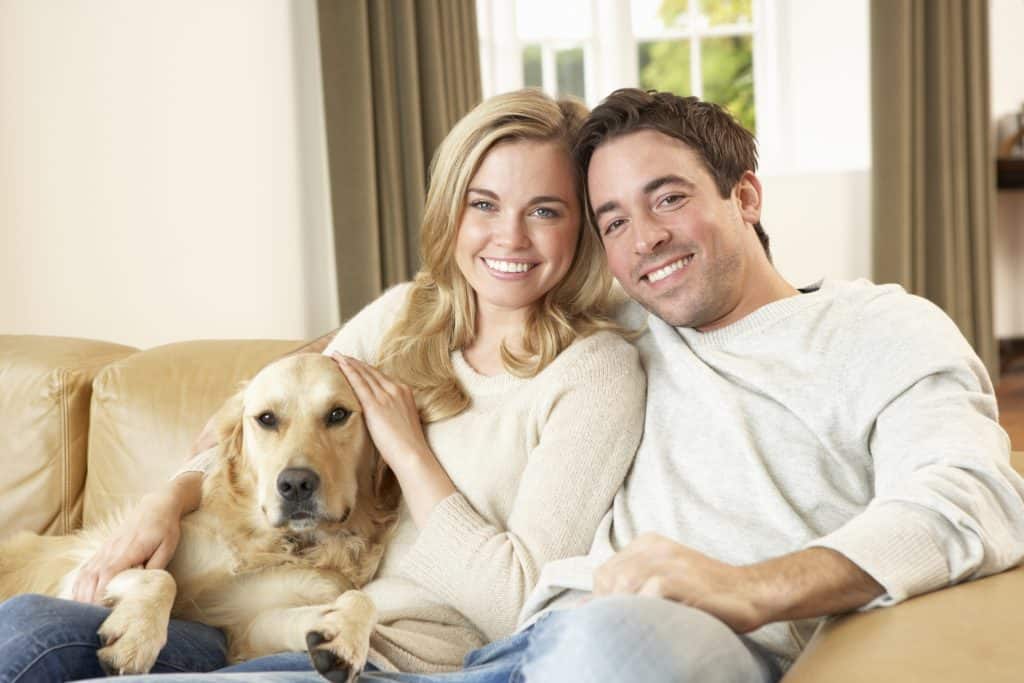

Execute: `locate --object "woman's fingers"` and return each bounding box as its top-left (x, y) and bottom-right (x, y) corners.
top-left (332, 354), bottom-right (403, 403)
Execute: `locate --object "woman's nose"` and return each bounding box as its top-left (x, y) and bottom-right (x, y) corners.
top-left (493, 212), bottom-right (531, 249)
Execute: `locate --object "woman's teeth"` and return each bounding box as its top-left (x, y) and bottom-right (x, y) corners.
top-left (647, 254), bottom-right (693, 283)
top-left (484, 258), bottom-right (535, 274)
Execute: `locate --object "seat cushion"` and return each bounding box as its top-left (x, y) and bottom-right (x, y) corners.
top-left (0, 335), bottom-right (137, 538)
top-left (84, 339), bottom-right (300, 525)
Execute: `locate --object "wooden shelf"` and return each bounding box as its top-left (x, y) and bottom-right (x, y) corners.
top-left (998, 158), bottom-right (1024, 189)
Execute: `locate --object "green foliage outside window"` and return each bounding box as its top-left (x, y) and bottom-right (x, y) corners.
top-left (638, 0), bottom-right (756, 133)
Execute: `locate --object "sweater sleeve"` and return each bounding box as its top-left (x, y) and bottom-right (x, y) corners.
top-left (322, 283), bottom-right (413, 364)
top-left (396, 337), bottom-right (646, 640)
top-left (809, 291), bottom-right (1024, 606)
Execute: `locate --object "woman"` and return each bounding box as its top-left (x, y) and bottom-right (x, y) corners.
top-left (0, 89), bottom-right (645, 681)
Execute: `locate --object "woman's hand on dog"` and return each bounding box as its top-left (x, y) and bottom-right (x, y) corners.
top-left (332, 353), bottom-right (456, 527)
top-left (71, 477), bottom-right (195, 604)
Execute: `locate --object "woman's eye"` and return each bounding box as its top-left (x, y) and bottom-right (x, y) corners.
top-left (470, 199), bottom-right (495, 212)
top-left (531, 206), bottom-right (560, 219)
top-left (327, 407), bottom-right (350, 425)
top-left (257, 411), bottom-right (277, 428)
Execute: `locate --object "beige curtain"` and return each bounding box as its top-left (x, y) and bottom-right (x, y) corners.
top-left (317, 0), bottom-right (482, 320)
top-left (871, 0), bottom-right (998, 377)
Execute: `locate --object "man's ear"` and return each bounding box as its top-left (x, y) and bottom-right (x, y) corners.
top-left (734, 170), bottom-right (762, 225)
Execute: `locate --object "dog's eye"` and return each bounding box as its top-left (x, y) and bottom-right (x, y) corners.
top-left (327, 407), bottom-right (350, 425)
top-left (257, 411), bottom-right (278, 428)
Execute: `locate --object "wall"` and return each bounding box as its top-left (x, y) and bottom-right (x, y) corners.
top-left (991, 0), bottom-right (1024, 339)
top-left (758, 0), bottom-right (873, 287)
top-left (0, 0), bottom-right (337, 350)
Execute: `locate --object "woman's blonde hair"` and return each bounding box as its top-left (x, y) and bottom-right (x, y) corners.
top-left (377, 88), bottom-right (623, 423)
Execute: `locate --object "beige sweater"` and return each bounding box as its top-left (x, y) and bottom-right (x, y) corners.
top-left (188, 283), bottom-right (646, 673)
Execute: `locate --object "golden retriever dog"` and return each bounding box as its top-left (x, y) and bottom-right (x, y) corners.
top-left (0, 353), bottom-right (400, 681)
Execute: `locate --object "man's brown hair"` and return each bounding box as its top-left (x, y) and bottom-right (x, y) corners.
top-left (574, 88), bottom-right (770, 259)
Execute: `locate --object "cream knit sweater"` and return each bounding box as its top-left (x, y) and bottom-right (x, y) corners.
top-left (187, 283), bottom-right (646, 673)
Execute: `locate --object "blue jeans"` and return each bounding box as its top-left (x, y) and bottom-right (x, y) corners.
top-left (0, 594), bottom-right (227, 682)
top-left (87, 596), bottom-right (783, 682)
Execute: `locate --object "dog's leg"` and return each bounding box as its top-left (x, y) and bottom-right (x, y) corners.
top-left (95, 568), bottom-right (176, 675)
top-left (230, 590), bottom-right (376, 683)
top-left (305, 590), bottom-right (377, 683)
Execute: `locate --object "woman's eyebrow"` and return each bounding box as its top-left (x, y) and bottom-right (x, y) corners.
top-left (466, 187), bottom-right (499, 199)
top-left (528, 195), bottom-right (569, 205)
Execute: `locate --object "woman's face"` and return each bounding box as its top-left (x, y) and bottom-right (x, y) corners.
top-left (454, 139), bottom-right (581, 324)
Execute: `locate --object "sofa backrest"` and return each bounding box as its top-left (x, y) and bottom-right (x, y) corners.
top-left (0, 335), bottom-right (137, 539)
top-left (83, 339), bottom-right (299, 525)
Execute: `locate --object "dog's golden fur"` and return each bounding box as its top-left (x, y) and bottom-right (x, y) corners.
top-left (0, 353), bottom-right (399, 680)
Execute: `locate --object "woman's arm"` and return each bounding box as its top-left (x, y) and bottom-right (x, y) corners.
top-left (338, 338), bottom-right (647, 640)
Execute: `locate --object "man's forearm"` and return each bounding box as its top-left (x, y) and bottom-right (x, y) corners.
top-left (746, 547), bottom-right (884, 626)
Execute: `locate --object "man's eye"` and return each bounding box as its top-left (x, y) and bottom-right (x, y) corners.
top-left (327, 407), bottom-right (350, 425)
top-left (660, 194), bottom-right (685, 207)
top-left (604, 218), bottom-right (626, 235)
top-left (257, 412), bottom-right (277, 428)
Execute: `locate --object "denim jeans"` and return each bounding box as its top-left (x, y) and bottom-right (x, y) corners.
top-left (86, 595), bottom-right (783, 683)
top-left (0, 594), bottom-right (227, 683)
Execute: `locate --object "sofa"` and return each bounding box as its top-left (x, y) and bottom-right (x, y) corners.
top-left (2, 333), bottom-right (1022, 681)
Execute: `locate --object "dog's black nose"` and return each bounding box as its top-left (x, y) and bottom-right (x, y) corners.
top-left (277, 468), bottom-right (320, 502)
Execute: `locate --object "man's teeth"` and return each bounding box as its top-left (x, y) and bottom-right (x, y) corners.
top-left (484, 258), bottom-right (534, 273)
top-left (646, 255), bottom-right (693, 283)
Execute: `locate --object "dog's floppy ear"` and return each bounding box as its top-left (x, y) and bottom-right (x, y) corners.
top-left (373, 452), bottom-right (401, 511)
top-left (212, 384), bottom-right (247, 461)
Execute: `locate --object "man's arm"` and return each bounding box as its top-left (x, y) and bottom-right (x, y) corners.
top-left (593, 533), bottom-right (883, 633)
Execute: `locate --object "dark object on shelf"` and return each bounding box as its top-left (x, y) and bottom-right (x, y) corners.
top-left (1000, 337), bottom-right (1024, 375)
top-left (997, 158), bottom-right (1024, 189)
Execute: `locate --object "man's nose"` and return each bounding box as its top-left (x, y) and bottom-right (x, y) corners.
top-left (633, 215), bottom-right (671, 254)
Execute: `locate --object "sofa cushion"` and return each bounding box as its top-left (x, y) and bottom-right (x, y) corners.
top-left (0, 335), bottom-right (137, 538)
top-left (84, 339), bottom-right (300, 525)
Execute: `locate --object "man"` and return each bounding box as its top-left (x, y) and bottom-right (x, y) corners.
top-left (455, 88), bottom-right (1024, 682)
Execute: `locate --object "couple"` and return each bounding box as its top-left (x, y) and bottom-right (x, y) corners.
top-left (4, 87), bottom-right (1024, 683)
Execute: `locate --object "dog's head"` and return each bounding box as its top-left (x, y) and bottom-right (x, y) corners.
top-left (216, 353), bottom-right (383, 534)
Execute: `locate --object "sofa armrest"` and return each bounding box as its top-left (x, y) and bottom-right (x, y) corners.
top-left (782, 564), bottom-right (1024, 682)
top-left (83, 339), bottom-right (300, 525)
top-left (0, 335), bottom-right (137, 538)
top-left (783, 450), bottom-right (1024, 682)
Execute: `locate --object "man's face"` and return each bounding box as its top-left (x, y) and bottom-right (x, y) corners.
top-left (588, 129), bottom-right (759, 329)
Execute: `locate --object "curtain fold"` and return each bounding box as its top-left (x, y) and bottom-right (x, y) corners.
top-left (317, 0), bottom-right (482, 321)
top-left (870, 0), bottom-right (998, 378)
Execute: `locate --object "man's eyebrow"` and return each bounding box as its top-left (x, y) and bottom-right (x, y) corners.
top-left (593, 200), bottom-right (620, 221)
top-left (643, 174), bottom-right (696, 195)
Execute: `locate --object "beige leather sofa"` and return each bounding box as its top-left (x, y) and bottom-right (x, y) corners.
top-left (2, 334), bottom-right (1023, 681)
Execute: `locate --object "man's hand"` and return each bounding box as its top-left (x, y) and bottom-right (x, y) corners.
top-left (593, 534), bottom-right (885, 633)
top-left (71, 474), bottom-right (200, 604)
top-left (593, 533), bottom-right (767, 632)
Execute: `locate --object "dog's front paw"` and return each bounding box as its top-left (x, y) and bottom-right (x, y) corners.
top-left (96, 605), bottom-right (168, 675)
top-left (305, 591), bottom-right (376, 683)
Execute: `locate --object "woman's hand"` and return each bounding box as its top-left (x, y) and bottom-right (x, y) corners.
top-left (330, 353), bottom-right (433, 468)
top-left (71, 473), bottom-right (199, 604)
top-left (331, 353), bottom-right (455, 526)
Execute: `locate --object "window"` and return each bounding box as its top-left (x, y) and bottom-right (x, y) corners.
top-left (476, 0), bottom-right (759, 132)
top-left (476, 0), bottom-right (872, 175)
